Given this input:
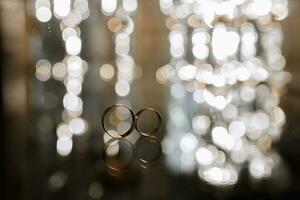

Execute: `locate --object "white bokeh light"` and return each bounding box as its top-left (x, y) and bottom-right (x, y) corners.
top-left (36, 7), bottom-right (52, 22)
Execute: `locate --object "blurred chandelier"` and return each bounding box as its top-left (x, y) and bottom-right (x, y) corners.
top-left (33, 0), bottom-right (291, 186)
top-left (157, 0), bottom-right (290, 186)
top-left (35, 0), bottom-right (90, 156)
top-left (99, 0), bottom-right (140, 97)
top-left (34, 0), bottom-right (139, 156)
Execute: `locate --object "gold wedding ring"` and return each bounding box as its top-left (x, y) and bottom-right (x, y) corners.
top-left (101, 104), bottom-right (135, 139)
top-left (135, 108), bottom-right (162, 137)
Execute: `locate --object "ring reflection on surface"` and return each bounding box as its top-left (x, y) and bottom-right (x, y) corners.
top-left (135, 136), bottom-right (162, 169)
top-left (103, 136), bottom-right (162, 174)
top-left (103, 138), bottom-right (135, 174)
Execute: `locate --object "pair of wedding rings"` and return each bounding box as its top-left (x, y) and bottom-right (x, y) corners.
top-left (101, 104), bottom-right (162, 138)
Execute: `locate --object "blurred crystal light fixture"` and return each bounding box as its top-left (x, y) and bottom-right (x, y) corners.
top-left (35, 0), bottom-right (90, 156)
top-left (99, 0), bottom-right (139, 97)
top-left (158, 0), bottom-right (290, 186)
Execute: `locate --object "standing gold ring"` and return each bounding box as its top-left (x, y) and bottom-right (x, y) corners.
top-left (101, 104), bottom-right (135, 139)
top-left (135, 108), bottom-right (162, 137)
